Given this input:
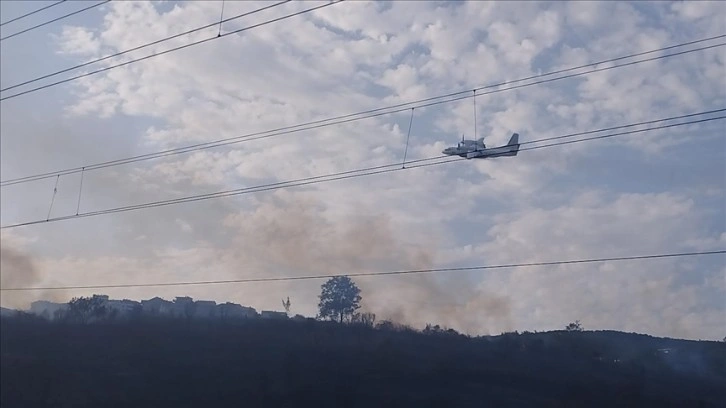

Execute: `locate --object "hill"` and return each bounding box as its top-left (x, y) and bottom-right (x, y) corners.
top-left (1, 313), bottom-right (724, 407)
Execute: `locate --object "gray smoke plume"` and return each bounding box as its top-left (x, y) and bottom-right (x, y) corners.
top-left (0, 244), bottom-right (41, 309)
top-left (226, 192), bottom-right (512, 335)
top-left (361, 272), bottom-right (513, 334)
top-left (0, 236), bottom-right (68, 309)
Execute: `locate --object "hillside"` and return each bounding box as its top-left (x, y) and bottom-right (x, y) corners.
top-left (1, 313), bottom-right (724, 408)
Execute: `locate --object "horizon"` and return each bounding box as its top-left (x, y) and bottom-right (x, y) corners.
top-left (5, 291), bottom-right (724, 343)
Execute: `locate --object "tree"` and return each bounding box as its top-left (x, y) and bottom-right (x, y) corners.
top-left (317, 276), bottom-right (361, 323)
top-left (66, 296), bottom-right (108, 324)
top-left (424, 323), bottom-right (460, 336)
top-left (359, 312), bottom-right (376, 327)
top-left (174, 296), bottom-right (196, 321)
top-left (351, 312), bottom-right (376, 327)
top-left (565, 320), bottom-right (583, 331)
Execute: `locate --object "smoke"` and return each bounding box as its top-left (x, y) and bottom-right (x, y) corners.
top-left (225, 191), bottom-right (513, 335)
top-left (225, 193), bottom-right (421, 277)
top-left (361, 273), bottom-right (513, 335)
top-left (0, 233), bottom-right (68, 309)
top-left (0, 244), bottom-right (42, 309)
top-left (0, 189), bottom-right (514, 334)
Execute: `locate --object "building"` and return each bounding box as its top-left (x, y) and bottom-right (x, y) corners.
top-left (218, 302), bottom-right (257, 319)
top-left (0, 307), bottom-right (18, 318)
top-left (30, 300), bottom-right (69, 320)
top-left (194, 300), bottom-right (218, 318)
top-left (106, 299), bottom-right (141, 314)
top-left (261, 310), bottom-right (288, 320)
top-left (24, 295), bottom-right (271, 321)
top-left (141, 297), bottom-right (175, 315)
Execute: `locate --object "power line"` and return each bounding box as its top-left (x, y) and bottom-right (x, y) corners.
top-left (0, 0), bottom-right (293, 94)
top-left (0, 0), bottom-right (111, 42)
top-left (2, 39), bottom-right (722, 186)
top-left (4, 20), bottom-right (721, 99)
top-left (3, 114), bottom-right (723, 229)
top-left (2, 113), bottom-right (723, 230)
top-left (2, 42), bottom-right (721, 187)
top-left (518, 108), bottom-right (726, 146)
top-left (1, 39), bottom-right (723, 187)
top-left (2, 249), bottom-right (723, 291)
top-left (0, 0), bottom-right (344, 101)
top-left (0, 0), bottom-right (67, 27)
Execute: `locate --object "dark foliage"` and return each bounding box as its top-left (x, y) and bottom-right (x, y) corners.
top-left (62, 296), bottom-right (112, 323)
top-left (1, 314), bottom-right (724, 408)
top-left (317, 275), bottom-right (362, 323)
top-left (565, 320), bottom-right (584, 331)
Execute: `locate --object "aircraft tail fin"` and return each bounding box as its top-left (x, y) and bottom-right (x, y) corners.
top-left (504, 132), bottom-right (520, 156)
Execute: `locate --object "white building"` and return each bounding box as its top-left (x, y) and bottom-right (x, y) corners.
top-left (141, 297), bottom-right (175, 315)
top-left (1, 307), bottom-right (18, 317)
top-left (30, 300), bottom-right (69, 320)
top-left (106, 299), bottom-right (141, 314)
top-left (261, 310), bottom-right (288, 319)
top-left (218, 302), bottom-right (257, 318)
top-left (24, 295), bottom-right (271, 321)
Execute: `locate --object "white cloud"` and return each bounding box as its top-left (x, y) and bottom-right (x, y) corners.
top-left (671, 0), bottom-right (726, 21)
top-left (54, 26), bottom-right (101, 56)
top-left (175, 218), bottom-right (193, 233)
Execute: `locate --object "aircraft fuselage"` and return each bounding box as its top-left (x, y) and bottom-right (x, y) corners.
top-left (442, 133), bottom-right (520, 159)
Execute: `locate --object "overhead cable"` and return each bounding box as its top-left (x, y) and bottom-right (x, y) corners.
top-left (1, 37), bottom-right (723, 187)
top-left (0, 0), bottom-right (344, 100)
top-left (0, 0), bottom-right (293, 93)
top-left (0, 0), bottom-right (66, 27)
top-left (0, 0), bottom-right (111, 42)
top-left (1, 112), bottom-right (723, 230)
top-left (2, 249), bottom-right (723, 291)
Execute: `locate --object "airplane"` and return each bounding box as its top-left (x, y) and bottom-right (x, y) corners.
top-left (442, 132), bottom-right (520, 159)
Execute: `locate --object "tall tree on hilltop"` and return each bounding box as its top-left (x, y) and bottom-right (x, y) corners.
top-left (317, 276), bottom-right (362, 323)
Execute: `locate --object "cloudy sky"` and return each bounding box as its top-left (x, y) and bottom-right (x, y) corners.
top-left (0, 0), bottom-right (724, 340)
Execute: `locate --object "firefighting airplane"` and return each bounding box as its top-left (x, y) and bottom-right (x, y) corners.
top-left (442, 132), bottom-right (520, 159)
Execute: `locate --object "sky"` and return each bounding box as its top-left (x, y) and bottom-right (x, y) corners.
top-left (0, 0), bottom-right (724, 341)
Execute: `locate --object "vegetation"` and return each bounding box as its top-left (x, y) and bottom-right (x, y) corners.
top-left (2, 278), bottom-right (724, 407)
top-left (566, 319), bottom-right (584, 331)
top-left (317, 275), bottom-right (362, 323)
top-left (2, 311), bottom-right (725, 407)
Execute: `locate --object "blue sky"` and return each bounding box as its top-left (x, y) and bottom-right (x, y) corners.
top-left (1, 0), bottom-right (724, 340)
